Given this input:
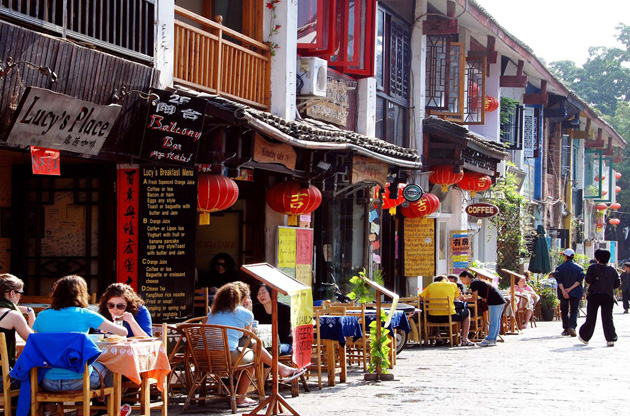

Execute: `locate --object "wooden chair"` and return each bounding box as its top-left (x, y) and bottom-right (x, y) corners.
top-left (167, 316), bottom-right (208, 400)
top-left (30, 362), bottom-right (116, 416)
top-left (194, 287), bottom-right (210, 317)
top-left (422, 297), bottom-right (461, 346)
top-left (179, 324), bottom-right (264, 414)
top-left (466, 300), bottom-right (486, 342)
top-left (122, 322), bottom-right (169, 416)
top-left (0, 333), bottom-right (19, 416)
top-left (399, 296), bottom-right (422, 345)
top-left (278, 355), bottom-right (309, 397)
top-left (308, 308), bottom-right (347, 389)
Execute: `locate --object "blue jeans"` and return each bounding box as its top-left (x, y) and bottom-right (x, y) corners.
top-left (41, 362), bottom-right (112, 391)
top-left (485, 304), bottom-right (504, 342)
top-left (280, 343), bottom-right (292, 355)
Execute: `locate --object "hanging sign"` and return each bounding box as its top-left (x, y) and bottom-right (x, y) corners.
top-left (30, 146), bottom-right (60, 176)
top-left (402, 184), bottom-right (424, 202)
top-left (116, 165), bottom-right (140, 290)
top-left (404, 217), bottom-right (435, 276)
top-left (449, 230), bottom-right (471, 275)
top-left (139, 89), bottom-right (207, 167)
top-left (7, 87), bottom-right (121, 155)
top-left (465, 202), bottom-right (499, 218)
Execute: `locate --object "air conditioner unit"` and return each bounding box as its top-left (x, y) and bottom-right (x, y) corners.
top-left (297, 57), bottom-right (327, 97)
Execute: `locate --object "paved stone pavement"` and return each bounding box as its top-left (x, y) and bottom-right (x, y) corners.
top-left (167, 307), bottom-right (630, 416)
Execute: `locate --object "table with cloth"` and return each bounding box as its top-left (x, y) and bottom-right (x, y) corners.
top-left (362, 310), bottom-right (410, 364)
top-left (97, 339), bottom-right (171, 416)
top-left (316, 315), bottom-right (362, 386)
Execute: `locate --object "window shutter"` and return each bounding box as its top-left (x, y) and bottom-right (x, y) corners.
top-left (522, 107), bottom-right (537, 158)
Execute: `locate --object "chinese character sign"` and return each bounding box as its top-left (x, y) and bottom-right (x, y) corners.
top-left (449, 230), bottom-right (471, 275)
top-left (117, 165), bottom-right (140, 290)
top-left (30, 146), bottom-right (60, 175)
top-left (290, 288), bottom-right (313, 369)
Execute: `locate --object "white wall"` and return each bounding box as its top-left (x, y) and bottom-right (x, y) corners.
top-left (155, 0), bottom-right (175, 89)
top-left (469, 57), bottom-right (501, 142)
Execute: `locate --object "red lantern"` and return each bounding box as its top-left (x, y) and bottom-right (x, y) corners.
top-left (197, 174), bottom-right (239, 225)
top-left (616, 172), bottom-right (622, 180)
top-left (458, 171), bottom-right (492, 197)
top-left (594, 176), bottom-right (605, 182)
top-left (609, 218), bottom-right (621, 227)
top-left (596, 203), bottom-right (608, 211)
top-left (484, 96), bottom-right (499, 113)
top-left (616, 186), bottom-right (621, 193)
top-left (381, 183), bottom-right (406, 210)
top-left (429, 165), bottom-right (464, 193)
top-left (602, 190), bottom-right (608, 196)
top-left (401, 193), bottom-right (440, 218)
top-left (611, 202), bottom-right (621, 210)
top-left (266, 181), bottom-right (322, 225)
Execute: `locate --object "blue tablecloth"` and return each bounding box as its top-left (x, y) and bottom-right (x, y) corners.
top-left (364, 310), bottom-right (411, 333)
top-left (318, 315), bottom-right (363, 346)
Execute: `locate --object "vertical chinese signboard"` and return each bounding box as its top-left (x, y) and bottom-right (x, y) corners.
top-left (403, 217), bottom-right (435, 276)
top-left (449, 230), bottom-right (471, 275)
top-left (117, 165), bottom-right (140, 290)
top-left (277, 227), bottom-right (314, 286)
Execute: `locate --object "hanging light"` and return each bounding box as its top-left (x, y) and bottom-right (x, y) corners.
top-left (428, 165), bottom-right (464, 193)
top-left (484, 96), bottom-right (499, 113)
top-left (197, 174), bottom-right (239, 225)
top-left (609, 218), bottom-right (621, 227)
top-left (266, 181), bottom-right (322, 225)
top-left (610, 202), bottom-right (621, 210)
top-left (615, 172), bottom-right (622, 180)
top-left (596, 203), bottom-right (608, 211)
top-left (401, 193), bottom-right (440, 218)
top-left (615, 186), bottom-right (621, 193)
top-left (458, 171), bottom-right (492, 197)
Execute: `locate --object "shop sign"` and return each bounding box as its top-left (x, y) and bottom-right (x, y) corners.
top-left (465, 202), bottom-right (499, 218)
top-left (139, 89), bottom-right (207, 167)
top-left (253, 133), bottom-right (297, 170)
top-left (402, 184), bottom-right (424, 202)
top-left (305, 78), bottom-right (350, 127)
top-left (7, 87), bottom-right (121, 155)
top-left (351, 155), bottom-right (388, 185)
top-left (31, 146), bottom-right (60, 176)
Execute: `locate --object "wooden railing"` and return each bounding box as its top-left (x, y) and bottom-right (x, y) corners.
top-left (174, 6), bottom-right (271, 110)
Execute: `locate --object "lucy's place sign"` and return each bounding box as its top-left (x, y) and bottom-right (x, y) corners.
top-left (6, 87), bottom-right (121, 155)
top-left (465, 202), bottom-right (499, 218)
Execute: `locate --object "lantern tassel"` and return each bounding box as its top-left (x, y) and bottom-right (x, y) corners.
top-left (470, 190), bottom-right (477, 197)
top-left (389, 207), bottom-right (397, 216)
top-left (199, 212), bottom-right (210, 225)
top-left (441, 185), bottom-right (448, 193)
top-left (288, 215), bottom-right (298, 226)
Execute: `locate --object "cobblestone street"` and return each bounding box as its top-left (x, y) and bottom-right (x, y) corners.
top-left (170, 307), bottom-right (630, 416)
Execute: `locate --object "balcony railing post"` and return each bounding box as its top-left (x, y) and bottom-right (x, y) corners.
top-left (62, 0), bottom-right (68, 39)
top-left (216, 27), bottom-right (223, 97)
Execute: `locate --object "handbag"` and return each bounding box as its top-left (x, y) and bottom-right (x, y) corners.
top-left (476, 283), bottom-right (491, 313)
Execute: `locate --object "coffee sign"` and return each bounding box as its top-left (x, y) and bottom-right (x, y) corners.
top-left (465, 202), bottom-right (499, 218)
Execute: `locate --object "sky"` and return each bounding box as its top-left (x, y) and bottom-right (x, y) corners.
top-left (473, 0), bottom-right (630, 66)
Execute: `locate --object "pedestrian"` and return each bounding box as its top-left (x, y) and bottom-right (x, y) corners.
top-left (620, 262), bottom-right (630, 314)
top-left (578, 249), bottom-right (620, 346)
top-left (459, 271), bottom-right (505, 347)
top-left (553, 248), bottom-right (584, 337)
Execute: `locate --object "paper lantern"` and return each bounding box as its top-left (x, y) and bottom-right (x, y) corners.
top-left (596, 203), bottom-right (608, 211)
top-left (602, 190), bottom-right (608, 196)
top-left (611, 202), bottom-right (621, 210)
top-left (428, 165), bottom-right (464, 193)
top-left (381, 182), bottom-right (406, 210)
top-left (266, 181), bottom-right (322, 225)
top-left (594, 176), bottom-right (605, 182)
top-left (616, 186), bottom-right (621, 193)
top-left (401, 193), bottom-right (440, 218)
top-left (484, 96), bottom-right (499, 113)
top-left (616, 172), bottom-right (622, 179)
top-left (458, 171), bottom-right (492, 197)
top-left (197, 174), bottom-right (239, 225)
top-left (609, 218), bottom-right (620, 227)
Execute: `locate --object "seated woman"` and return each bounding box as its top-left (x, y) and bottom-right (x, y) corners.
top-left (0, 273), bottom-right (35, 389)
top-left (253, 284), bottom-right (292, 355)
top-left (33, 275), bottom-right (128, 391)
top-left (98, 283), bottom-right (152, 337)
top-left (513, 276), bottom-right (540, 329)
top-left (206, 282), bottom-right (304, 408)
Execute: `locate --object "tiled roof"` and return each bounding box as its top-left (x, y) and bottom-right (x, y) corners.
top-left (423, 117), bottom-right (510, 159)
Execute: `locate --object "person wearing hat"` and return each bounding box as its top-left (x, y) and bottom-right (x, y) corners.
top-left (553, 248), bottom-right (585, 337)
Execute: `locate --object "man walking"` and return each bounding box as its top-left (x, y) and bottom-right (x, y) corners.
top-left (620, 262), bottom-right (630, 314)
top-left (553, 248), bottom-right (584, 337)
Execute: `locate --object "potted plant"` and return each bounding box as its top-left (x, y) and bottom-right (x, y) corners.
top-left (538, 286), bottom-right (559, 321)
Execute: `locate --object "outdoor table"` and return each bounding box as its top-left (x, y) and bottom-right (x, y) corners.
top-left (363, 310), bottom-right (411, 334)
top-left (317, 315), bottom-right (362, 386)
top-left (97, 338), bottom-right (171, 416)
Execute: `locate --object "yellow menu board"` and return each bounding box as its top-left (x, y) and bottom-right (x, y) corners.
top-left (404, 217), bottom-right (435, 276)
top-left (277, 227), bottom-right (313, 286)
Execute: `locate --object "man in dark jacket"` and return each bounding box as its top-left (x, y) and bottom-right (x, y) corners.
top-left (620, 262), bottom-right (630, 313)
top-left (553, 248), bottom-right (584, 337)
top-left (578, 249), bottom-right (620, 346)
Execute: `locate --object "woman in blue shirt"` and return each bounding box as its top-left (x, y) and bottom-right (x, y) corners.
top-left (97, 283), bottom-right (153, 337)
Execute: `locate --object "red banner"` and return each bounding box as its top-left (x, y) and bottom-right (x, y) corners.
top-left (30, 146), bottom-right (60, 176)
top-left (116, 166), bottom-right (140, 290)
top-left (290, 288), bottom-right (314, 369)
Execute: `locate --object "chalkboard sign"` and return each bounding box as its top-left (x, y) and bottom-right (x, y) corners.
top-left (137, 166), bottom-right (197, 321)
top-left (139, 89), bottom-right (207, 167)
top-left (404, 217), bottom-right (435, 276)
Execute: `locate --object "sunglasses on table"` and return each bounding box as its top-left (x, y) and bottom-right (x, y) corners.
top-left (107, 302), bottom-right (127, 310)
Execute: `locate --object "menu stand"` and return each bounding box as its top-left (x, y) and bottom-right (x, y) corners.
top-left (357, 275), bottom-right (398, 382)
top-left (241, 263), bottom-right (311, 416)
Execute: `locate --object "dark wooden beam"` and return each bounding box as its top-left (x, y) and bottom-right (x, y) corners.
top-left (574, 119), bottom-right (594, 140)
top-left (603, 137), bottom-right (614, 156)
top-left (500, 59), bottom-right (527, 88)
top-left (523, 80), bottom-right (548, 105)
top-left (423, 1), bottom-right (459, 35)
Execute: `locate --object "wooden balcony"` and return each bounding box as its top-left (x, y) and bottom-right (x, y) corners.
top-left (174, 6), bottom-right (271, 110)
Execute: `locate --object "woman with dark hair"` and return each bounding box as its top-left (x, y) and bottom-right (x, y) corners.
top-left (0, 274), bottom-right (34, 388)
top-left (33, 275), bottom-right (127, 392)
top-left (206, 282), bottom-right (304, 407)
top-left (199, 252), bottom-right (239, 291)
top-left (253, 284), bottom-right (292, 355)
top-left (98, 283), bottom-right (153, 337)
top-left (459, 271), bottom-right (506, 347)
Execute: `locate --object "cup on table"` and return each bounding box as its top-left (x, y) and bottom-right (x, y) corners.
top-left (113, 315), bottom-right (124, 326)
top-left (252, 320), bottom-right (259, 334)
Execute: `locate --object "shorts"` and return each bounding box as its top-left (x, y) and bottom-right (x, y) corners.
top-left (230, 347), bottom-right (255, 365)
top-left (427, 309), bottom-right (470, 323)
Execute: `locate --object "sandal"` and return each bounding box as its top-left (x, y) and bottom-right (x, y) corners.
top-left (461, 340), bottom-right (475, 346)
top-left (282, 367), bottom-right (307, 382)
top-left (237, 398), bottom-right (258, 408)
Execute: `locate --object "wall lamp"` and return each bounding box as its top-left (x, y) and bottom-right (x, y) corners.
top-left (0, 57), bottom-right (58, 83)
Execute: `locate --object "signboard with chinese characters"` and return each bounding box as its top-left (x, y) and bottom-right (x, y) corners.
top-left (277, 226), bottom-right (313, 286)
top-left (351, 155), bottom-right (388, 185)
top-left (136, 166), bottom-right (197, 321)
top-left (139, 89), bottom-right (207, 167)
top-left (449, 230), bottom-right (471, 275)
top-left (305, 78), bottom-right (350, 127)
top-left (253, 133), bottom-right (297, 170)
top-left (116, 165), bottom-right (140, 290)
top-left (404, 217), bottom-right (435, 276)
top-left (31, 146), bottom-right (60, 176)
top-left (7, 87), bottom-right (121, 155)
